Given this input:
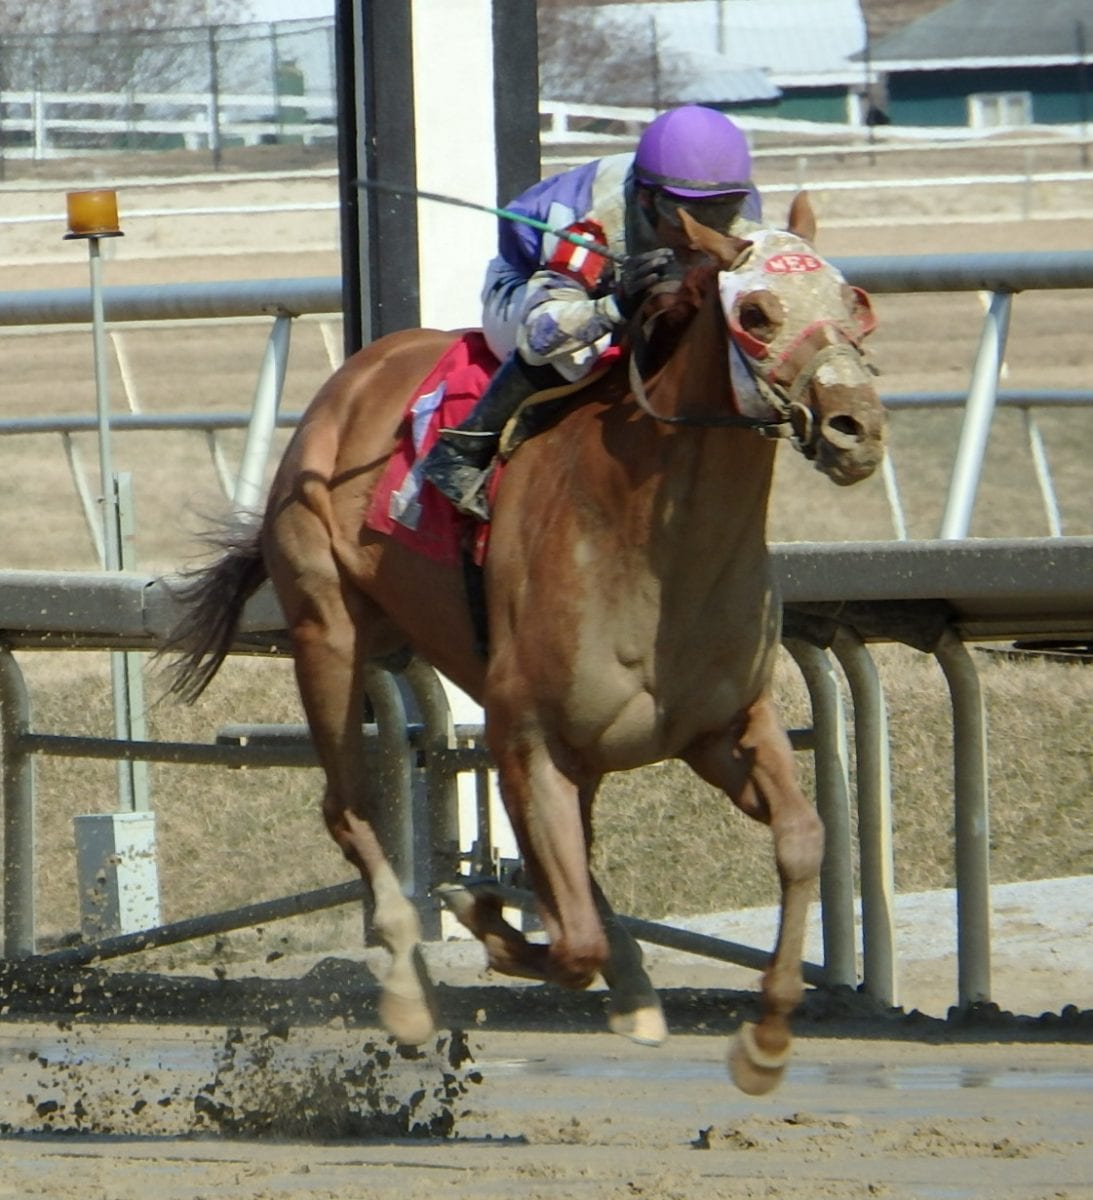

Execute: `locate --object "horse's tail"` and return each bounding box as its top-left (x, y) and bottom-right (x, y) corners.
top-left (159, 518), bottom-right (269, 703)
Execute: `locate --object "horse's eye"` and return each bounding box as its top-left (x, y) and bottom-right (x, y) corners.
top-left (737, 293), bottom-right (783, 344)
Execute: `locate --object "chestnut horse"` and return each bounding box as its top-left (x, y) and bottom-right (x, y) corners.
top-left (165, 197), bottom-right (885, 1094)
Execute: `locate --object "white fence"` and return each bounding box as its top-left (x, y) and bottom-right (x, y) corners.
top-left (0, 88), bottom-right (336, 160)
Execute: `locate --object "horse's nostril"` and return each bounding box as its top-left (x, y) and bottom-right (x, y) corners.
top-left (824, 413), bottom-right (865, 445)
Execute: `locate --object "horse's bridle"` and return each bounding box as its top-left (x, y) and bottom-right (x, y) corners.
top-left (627, 296), bottom-right (790, 434)
top-left (626, 266), bottom-right (875, 458)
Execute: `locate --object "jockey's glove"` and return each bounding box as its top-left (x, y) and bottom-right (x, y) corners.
top-left (614, 247), bottom-right (677, 318)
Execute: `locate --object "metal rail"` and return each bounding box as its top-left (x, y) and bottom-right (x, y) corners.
top-left (4, 251), bottom-right (1091, 549)
top-left (2, 537), bottom-right (1090, 1010)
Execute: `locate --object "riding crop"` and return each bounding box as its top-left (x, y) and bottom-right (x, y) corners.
top-left (355, 176), bottom-right (627, 265)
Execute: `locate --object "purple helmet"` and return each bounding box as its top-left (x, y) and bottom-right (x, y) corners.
top-left (634, 105), bottom-right (752, 198)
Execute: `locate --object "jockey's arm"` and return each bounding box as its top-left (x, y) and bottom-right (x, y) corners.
top-left (515, 267), bottom-right (624, 379)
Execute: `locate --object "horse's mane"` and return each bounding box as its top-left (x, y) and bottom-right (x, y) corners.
top-left (636, 260), bottom-right (723, 374)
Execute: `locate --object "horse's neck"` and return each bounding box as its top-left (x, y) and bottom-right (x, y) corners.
top-left (649, 424), bottom-right (776, 563)
top-left (642, 285), bottom-right (778, 539)
top-left (581, 296), bottom-right (779, 598)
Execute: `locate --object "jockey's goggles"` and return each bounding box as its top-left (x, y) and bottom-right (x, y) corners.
top-left (653, 188), bottom-right (747, 234)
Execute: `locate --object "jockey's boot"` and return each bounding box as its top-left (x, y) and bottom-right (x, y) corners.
top-left (423, 354), bottom-right (567, 520)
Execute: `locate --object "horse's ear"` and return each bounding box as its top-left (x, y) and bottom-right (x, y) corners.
top-left (787, 191), bottom-right (817, 243)
top-left (678, 208), bottom-right (752, 268)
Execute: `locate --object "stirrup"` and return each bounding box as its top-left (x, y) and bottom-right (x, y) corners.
top-left (435, 427), bottom-right (500, 460)
top-left (451, 468), bottom-right (492, 522)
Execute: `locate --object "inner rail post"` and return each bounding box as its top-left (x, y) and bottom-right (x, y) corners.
top-left (831, 628), bottom-right (898, 1009)
top-left (934, 628), bottom-right (992, 1010)
top-left (232, 312), bottom-right (293, 513)
top-left (939, 290), bottom-right (1013, 539)
top-left (1, 647), bottom-right (34, 959)
top-left (784, 639), bottom-right (856, 990)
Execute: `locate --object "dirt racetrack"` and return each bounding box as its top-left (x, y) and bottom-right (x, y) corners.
top-left (0, 1006), bottom-right (1090, 1200)
top-left (1, 880), bottom-right (1091, 1200)
top-left (0, 1031), bottom-right (1089, 1200)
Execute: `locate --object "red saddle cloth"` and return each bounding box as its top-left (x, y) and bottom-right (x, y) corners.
top-left (364, 331), bottom-right (501, 567)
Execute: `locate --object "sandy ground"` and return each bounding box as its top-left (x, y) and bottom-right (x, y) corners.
top-left (0, 878), bottom-right (1090, 1199)
top-left (0, 1033), bottom-right (1089, 1200)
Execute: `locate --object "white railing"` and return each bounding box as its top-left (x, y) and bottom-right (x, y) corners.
top-left (5, 90), bottom-right (1090, 165)
top-left (0, 88), bottom-right (336, 160)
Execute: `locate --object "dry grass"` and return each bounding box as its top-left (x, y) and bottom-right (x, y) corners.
top-left (594, 646), bottom-right (1092, 919)
top-left (1, 150), bottom-right (1090, 953)
top-left (19, 639), bottom-right (1091, 946)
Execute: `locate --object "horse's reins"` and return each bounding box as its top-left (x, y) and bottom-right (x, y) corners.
top-left (627, 298), bottom-right (790, 433)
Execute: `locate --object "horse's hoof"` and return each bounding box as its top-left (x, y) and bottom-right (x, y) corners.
top-left (380, 945), bottom-right (438, 1046)
top-left (435, 881), bottom-right (477, 924)
top-left (727, 1021), bottom-right (790, 1096)
top-left (608, 1002), bottom-right (668, 1047)
top-left (379, 988), bottom-right (435, 1046)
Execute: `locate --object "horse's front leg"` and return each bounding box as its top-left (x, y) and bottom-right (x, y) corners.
top-left (683, 694), bottom-right (824, 1095)
top-left (272, 551), bottom-right (436, 1046)
top-left (486, 713), bottom-right (610, 990)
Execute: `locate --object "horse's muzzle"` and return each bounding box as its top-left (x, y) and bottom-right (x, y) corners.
top-left (809, 378), bottom-right (887, 487)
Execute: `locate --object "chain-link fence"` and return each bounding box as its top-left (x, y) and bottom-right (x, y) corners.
top-left (0, 17), bottom-right (336, 165)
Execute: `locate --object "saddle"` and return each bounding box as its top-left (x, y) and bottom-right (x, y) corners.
top-left (364, 333), bottom-right (619, 567)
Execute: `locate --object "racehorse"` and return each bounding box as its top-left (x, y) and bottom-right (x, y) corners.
top-left (164, 196), bottom-right (886, 1095)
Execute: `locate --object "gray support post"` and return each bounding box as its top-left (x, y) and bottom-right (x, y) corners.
top-left (831, 627), bottom-right (897, 1008)
top-left (939, 290), bottom-right (1013, 539)
top-left (403, 658), bottom-right (461, 892)
top-left (880, 454), bottom-right (908, 540)
top-left (783, 639), bottom-right (857, 990)
top-left (1024, 409), bottom-right (1063, 537)
top-left (934, 628), bottom-right (992, 1009)
top-left (114, 472), bottom-right (149, 812)
top-left (1, 646), bottom-right (34, 958)
top-left (361, 665), bottom-right (416, 889)
top-left (88, 237), bottom-right (122, 574)
top-left (61, 431), bottom-right (104, 562)
top-left (335, 0), bottom-right (420, 355)
top-left (491, 0), bottom-right (540, 205)
top-left (233, 313), bottom-right (292, 514)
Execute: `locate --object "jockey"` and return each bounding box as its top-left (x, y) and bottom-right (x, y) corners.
top-left (423, 104), bottom-right (763, 519)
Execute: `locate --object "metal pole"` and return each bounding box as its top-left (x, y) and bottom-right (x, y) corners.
top-left (1, 646), bottom-right (34, 958)
top-left (88, 231), bottom-right (141, 811)
top-left (232, 313), bottom-right (292, 513)
top-left (784, 639), bottom-right (857, 990)
top-left (1024, 409), bottom-right (1063, 537)
top-left (831, 628), bottom-right (897, 1008)
top-left (115, 472), bottom-right (149, 810)
top-left (483, 883), bottom-right (827, 985)
top-left (881, 455), bottom-right (908, 540)
top-left (404, 658), bottom-right (462, 888)
top-left (36, 878), bottom-right (366, 969)
top-left (89, 237), bottom-right (121, 573)
top-left (939, 290), bottom-right (1013, 538)
top-left (207, 24), bottom-right (222, 171)
top-left (362, 665), bottom-right (415, 889)
top-left (934, 629), bottom-right (992, 1009)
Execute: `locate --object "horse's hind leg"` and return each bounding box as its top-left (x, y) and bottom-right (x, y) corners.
top-left (267, 535), bottom-right (435, 1046)
top-left (683, 694), bottom-right (824, 1095)
top-left (591, 877), bottom-right (667, 1046)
